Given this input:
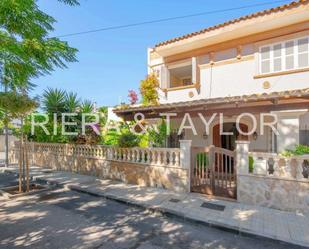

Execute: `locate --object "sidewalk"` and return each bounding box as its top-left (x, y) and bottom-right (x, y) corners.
top-left (1, 166), bottom-right (309, 248)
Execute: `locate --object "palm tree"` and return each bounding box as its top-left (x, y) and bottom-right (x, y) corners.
top-left (65, 92), bottom-right (81, 113)
top-left (42, 88), bottom-right (67, 116)
top-left (80, 100), bottom-right (94, 113)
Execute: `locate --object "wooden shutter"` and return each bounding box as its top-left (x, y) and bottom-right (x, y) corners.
top-left (192, 57), bottom-right (197, 84)
top-left (160, 65), bottom-right (169, 89)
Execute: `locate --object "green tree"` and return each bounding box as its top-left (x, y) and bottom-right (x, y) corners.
top-left (0, 0), bottom-right (78, 185)
top-left (0, 91), bottom-right (37, 192)
top-left (0, 2), bottom-right (78, 90)
top-left (140, 74), bottom-right (159, 106)
top-left (0, 92), bottom-right (37, 122)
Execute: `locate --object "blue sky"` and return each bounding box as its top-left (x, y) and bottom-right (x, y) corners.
top-left (34, 0), bottom-right (291, 107)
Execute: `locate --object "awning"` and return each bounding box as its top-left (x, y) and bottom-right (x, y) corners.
top-left (114, 88), bottom-right (309, 120)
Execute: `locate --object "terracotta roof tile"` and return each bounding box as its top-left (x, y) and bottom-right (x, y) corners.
top-left (155, 0), bottom-right (309, 48)
top-left (114, 88), bottom-right (309, 114)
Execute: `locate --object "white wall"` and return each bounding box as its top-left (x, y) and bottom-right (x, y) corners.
top-left (202, 60), bottom-right (309, 100)
top-left (274, 110), bottom-right (308, 152)
top-left (159, 58), bottom-right (309, 104)
top-left (156, 31), bottom-right (309, 104)
top-left (300, 112), bottom-right (309, 130)
top-left (108, 107), bottom-right (122, 123)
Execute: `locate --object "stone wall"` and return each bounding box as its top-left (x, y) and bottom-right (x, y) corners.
top-left (107, 161), bottom-right (188, 192)
top-left (238, 174), bottom-right (309, 213)
top-left (9, 143), bottom-right (189, 193)
top-left (235, 141), bottom-right (309, 213)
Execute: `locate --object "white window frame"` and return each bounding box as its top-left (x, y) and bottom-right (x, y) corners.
top-left (259, 36), bottom-right (309, 75)
top-left (166, 58), bottom-right (196, 88)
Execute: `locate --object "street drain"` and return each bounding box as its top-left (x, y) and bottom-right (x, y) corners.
top-left (42, 170), bottom-right (53, 174)
top-left (39, 192), bottom-right (61, 201)
top-left (201, 202), bottom-right (225, 211)
top-left (169, 198), bottom-right (180, 203)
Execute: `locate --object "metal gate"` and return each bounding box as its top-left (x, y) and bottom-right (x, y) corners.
top-left (191, 146), bottom-right (236, 199)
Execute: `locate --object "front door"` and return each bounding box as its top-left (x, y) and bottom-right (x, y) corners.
top-left (213, 123), bottom-right (248, 150)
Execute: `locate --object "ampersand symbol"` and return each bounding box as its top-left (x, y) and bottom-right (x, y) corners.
top-left (131, 113), bottom-right (147, 134)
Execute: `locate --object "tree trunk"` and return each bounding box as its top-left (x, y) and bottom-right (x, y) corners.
top-left (4, 124), bottom-right (9, 167)
top-left (18, 118), bottom-right (28, 192)
top-left (18, 135), bottom-right (23, 193)
top-left (25, 136), bottom-right (30, 192)
top-left (4, 84), bottom-right (9, 167)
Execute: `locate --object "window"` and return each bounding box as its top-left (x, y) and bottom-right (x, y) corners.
top-left (298, 38), bottom-right (309, 68)
top-left (259, 36), bottom-right (309, 74)
top-left (300, 130), bottom-right (309, 146)
top-left (260, 47), bottom-right (271, 73)
top-left (169, 65), bottom-right (193, 88)
top-left (273, 44), bottom-right (282, 72)
top-left (285, 41), bottom-right (294, 70)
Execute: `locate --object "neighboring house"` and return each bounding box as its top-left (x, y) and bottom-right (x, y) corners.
top-left (115, 0), bottom-right (309, 153)
top-left (107, 107), bottom-right (122, 123)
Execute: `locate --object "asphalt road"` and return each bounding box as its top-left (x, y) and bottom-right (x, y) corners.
top-left (0, 185), bottom-right (304, 249)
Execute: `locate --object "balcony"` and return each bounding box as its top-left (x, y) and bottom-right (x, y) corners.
top-left (160, 57), bottom-right (200, 93)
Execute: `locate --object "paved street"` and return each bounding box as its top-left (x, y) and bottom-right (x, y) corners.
top-left (0, 186), bottom-right (303, 249)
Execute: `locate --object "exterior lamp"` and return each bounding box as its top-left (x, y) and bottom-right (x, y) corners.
top-left (253, 131), bottom-right (258, 140)
top-left (203, 132), bottom-right (208, 139)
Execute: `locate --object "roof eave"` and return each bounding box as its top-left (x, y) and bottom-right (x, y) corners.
top-left (154, 2), bottom-right (309, 57)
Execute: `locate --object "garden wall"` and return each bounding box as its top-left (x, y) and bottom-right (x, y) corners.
top-left (236, 144), bottom-right (309, 213)
top-left (238, 174), bottom-right (309, 212)
top-left (9, 142), bottom-right (189, 193)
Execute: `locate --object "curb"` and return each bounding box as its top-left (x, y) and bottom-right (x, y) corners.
top-left (66, 185), bottom-right (307, 248)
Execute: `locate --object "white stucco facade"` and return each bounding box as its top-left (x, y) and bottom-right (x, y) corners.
top-left (152, 30), bottom-right (309, 104)
top-left (143, 4), bottom-right (309, 152)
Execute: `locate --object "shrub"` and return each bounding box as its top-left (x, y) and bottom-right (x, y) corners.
top-left (280, 150), bottom-right (294, 157)
top-left (196, 153), bottom-right (209, 167)
top-left (280, 144), bottom-right (309, 157)
top-left (294, 144), bottom-right (309, 155)
top-left (138, 133), bottom-right (149, 148)
top-left (147, 120), bottom-right (167, 147)
top-left (104, 129), bottom-right (120, 146)
top-left (140, 74), bottom-right (159, 106)
top-left (118, 132), bottom-right (140, 148)
top-left (249, 156), bottom-right (254, 173)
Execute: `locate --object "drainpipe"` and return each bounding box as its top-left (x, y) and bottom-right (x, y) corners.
top-left (209, 64), bottom-right (213, 98)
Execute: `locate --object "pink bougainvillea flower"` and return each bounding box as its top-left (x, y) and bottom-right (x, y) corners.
top-left (128, 90), bottom-right (138, 105)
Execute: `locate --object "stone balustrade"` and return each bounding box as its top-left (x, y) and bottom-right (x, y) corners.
top-left (248, 152), bottom-right (309, 180)
top-left (20, 142), bottom-right (109, 159)
top-left (109, 147), bottom-right (180, 167)
top-left (15, 142), bottom-right (181, 167)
